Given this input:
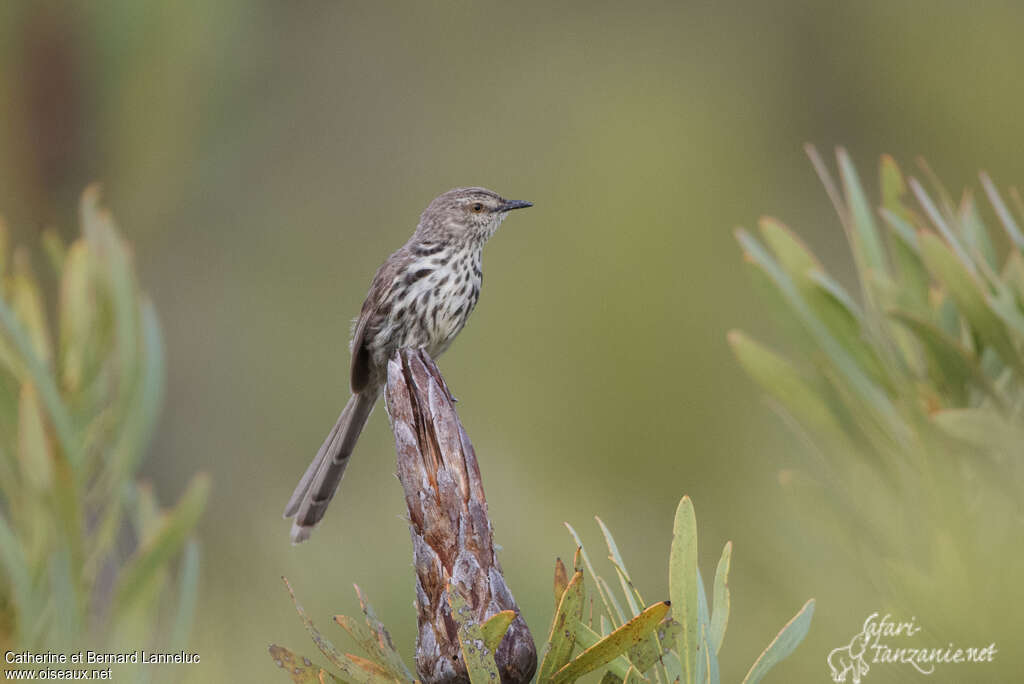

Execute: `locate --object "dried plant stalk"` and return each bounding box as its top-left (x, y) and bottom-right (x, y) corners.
top-left (385, 348), bottom-right (536, 684)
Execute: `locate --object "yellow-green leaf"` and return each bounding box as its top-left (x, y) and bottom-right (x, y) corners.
top-left (709, 542), bottom-right (731, 656)
top-left (668, 496), bottom-right (698, 684)
top-left (553, 558), bottom-right (569, 607)
top-left (268, 644), bottom-right (343, 683)
top-left (573, 621), bottom-right (635, 680)
top-left (448, 585), bottom-right (501, 684)
top-left (741, 599), bottom-right (815, 684)
top-left (919, 230), bottom-right (1024, 374)
top-left (11, 249), bottom-right (52, 365)
top-left (282, 578), bottom-right (390, 684)
top-left (931, 408), bottom-right (1024, 452)
top-left (552, 602), bottom-right (670, 684)
top-left (538, 569), bottom-right (584, 682)
top-left (482, 610), bottom-right (517, 653)
top-left (334, 616), bottom-right (410, 682)
top-left (352, 585), bottom-right (413, 681)
top-left (115, 472), bottom-right (210, 611)
top-left (17, 382), bottom-right (53, 491)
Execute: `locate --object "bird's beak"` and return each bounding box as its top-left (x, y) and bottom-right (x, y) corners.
top-left (498, 199), bottom-right (533, 212)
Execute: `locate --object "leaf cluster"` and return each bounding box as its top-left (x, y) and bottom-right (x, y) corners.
top-left (0, 187), bottom-right (205, 656)
top-left (730, 148), bottom-right (1024, 631)
top-left (272, 497), bottom-right (814, 684)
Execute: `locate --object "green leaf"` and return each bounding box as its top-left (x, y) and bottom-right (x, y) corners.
top-left (727, 332), bottom-right (849, 448)
top-left (736, 229), bottom-right (906, 442)
top-left (668, 496), bottom-right (698, 684)
top-left (626, 618), bottom-right (678, 673)
top-left (879, 155), bottom-right (909, 216)
top-left (919, 230), bottom-right (1024, 374)
top-left (709, 542), bottom-right (731, 656)
top-left (17, 382), bottom-right (54, 491)
top-left (931, 408), bottom-right (1024, 452)
top-left (352, 585), bottom-right (413, 681)
top-left (48, 546), bottom-right (81, 645)
top-left (838, 148), bottom-right (888, 280)
top-left (959, 193), bottom-right (998, 270)
top-left (11, 250), bottom-right (53, 367)
top-left (888, 311), bottom-right (1004, 409)
top-left (573, 620), bottom-right (635, 680)
top-left (623, 666), bottom-right (645, 684)
top-left (596, 516), bottom-right (644, 619)
top-left (448, 585), bottom-right (501, 684)
top-left (41, 229), bottom-right (65, 274)
top-left (268, 644), bottom-right (344, 683)
top-left (598, 575), bottom-right (629, 626)
top-left (552, 602), bottom-right (670, 684)
top-left (115, 472), bottom-right (210, 611)
top-left (0, 293), bottom-right (77, 467)
top-left (282, 578), bottom-right (389, 684)
top-left (539, 569), bottom-right (584, 682)
top-left (57, 241), bottom-right (97, 394)
top-left (910, 178), bottom-right (975, 274)
top-left (694, 572), bottom-right (712, 684)
top-left (334, 614), bottom-right (411, 682)
top-left (0, 512), bottom-right (34, 639)
top-left (170, 539), bottom-right (200, 651)
top-left (741, 599), bottom-right (815, 684)
top-left (758, 217), bottom-right (820, 280)
top-left (482, 610), bottom-right (517, 653)
top-left (553, 558), bottom-right (569, 607)
top-left (979, 172), bottom-right (1024, 249)
top-left (699, 622), bottom-right (720, 684)
top-left (566, 523), bottom-right (620, 628)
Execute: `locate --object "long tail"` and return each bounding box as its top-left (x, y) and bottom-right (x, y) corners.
top-left (284, 391), bottom-right (378, 543)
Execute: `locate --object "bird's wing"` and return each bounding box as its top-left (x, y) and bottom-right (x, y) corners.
top-left (349, 250), bottom-right (407, 393)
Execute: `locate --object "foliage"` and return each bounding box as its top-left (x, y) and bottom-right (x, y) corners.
top-left (271, 496), bottom-right (813, 683)
top-left (0, 187), bottom-right (206, 655)
top-left (730, 148), bottom-right (1024, 636)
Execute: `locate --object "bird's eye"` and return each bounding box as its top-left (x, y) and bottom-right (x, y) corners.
top-left (471, 203), bottom-right (484, 213)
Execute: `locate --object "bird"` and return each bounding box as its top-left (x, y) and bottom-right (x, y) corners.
top-left (284, 187), bottom-right (532, 543)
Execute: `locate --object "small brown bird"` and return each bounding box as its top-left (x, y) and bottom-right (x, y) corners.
top-left (285, 187), bottom-right (532, 542)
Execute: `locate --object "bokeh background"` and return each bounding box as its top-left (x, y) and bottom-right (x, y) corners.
top-left (1, 2), bottom-right (1021, 682)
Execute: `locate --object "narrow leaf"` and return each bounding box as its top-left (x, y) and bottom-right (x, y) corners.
top-left (170, 539), bottom-right (200, 651)
top-left (931, 408), bottom-right (1024, 452)
top-left (919, 230), bottom-right (1024, 374)
top-left (838, 148), bottom-right (888, 278)
top-left (17, 382), bottom-right (54, 491)
top-left (115, 472), bottom-right (210, 610)
top-left (566, 523), bottom-right (619, 627)
top-left (283, 578), bottom-right (386, 684)
top-left (741, 599), bottom-right (815, 684)
top-left (482, 610), bottom-right (517, 653)
top-left (353, 585), bottom-right (413, 681)
top-left (980, 172), bottom-right (1024, 248)
top-left (709, 542), bottom-right (731, 656)
top-left (538, 569), bottom-right (584, 682)
top-left (574, 620), bottom-right (635, 680)
top-left (448, 586), bottom-right (501, 684)
top-left (552, 602), bottom-right (670, 684)
top-left (554, 558), bottom-right (569, 607)
top-left (268, 644), bottom-right (343, 683)
top-left (668, 496), bottom-right (698, 684)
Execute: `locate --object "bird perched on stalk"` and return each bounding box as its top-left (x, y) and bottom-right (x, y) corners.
top-left (284, 187), bottom-right (532, 543)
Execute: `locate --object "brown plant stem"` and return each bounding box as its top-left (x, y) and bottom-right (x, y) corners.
top-left (385, 348), bottom-right (537, 684)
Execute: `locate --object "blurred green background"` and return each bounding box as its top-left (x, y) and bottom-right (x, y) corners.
top-left (1, 2), bottom-right (1021, 682)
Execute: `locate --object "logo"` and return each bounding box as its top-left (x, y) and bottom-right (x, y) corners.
top-left (827, 613), bottom-right (996, 682)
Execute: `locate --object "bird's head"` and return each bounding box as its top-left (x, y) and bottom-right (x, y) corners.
top-left (417, 187), bottom-right (532, 243)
